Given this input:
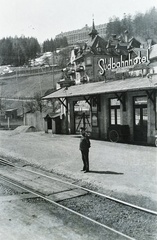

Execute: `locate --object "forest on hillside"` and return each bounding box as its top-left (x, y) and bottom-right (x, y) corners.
top-left (0, 7), bottom-right (156, 67)
top-left (0, 37), bottom-right (41, 67)
top-left (0, 36), bottom-right (68, 67)
top-left (105, 7), bottom-right (157, 42)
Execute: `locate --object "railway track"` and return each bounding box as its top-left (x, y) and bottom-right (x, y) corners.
top-left (0, 157), bottom-right (157, 240)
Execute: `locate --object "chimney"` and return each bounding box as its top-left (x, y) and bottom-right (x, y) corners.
top-left (140, 44), bottom-right (144, 49)
top-left (147, 39), bottom-right (152, 49)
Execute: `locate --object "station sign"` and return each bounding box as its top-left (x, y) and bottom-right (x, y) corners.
top-left (98, 49), bottom-right (149, 76)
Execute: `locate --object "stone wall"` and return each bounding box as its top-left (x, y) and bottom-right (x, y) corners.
top-left (24, 111), bottom-right (44, 131)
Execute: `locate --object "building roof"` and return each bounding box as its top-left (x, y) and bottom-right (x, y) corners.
top-left (86, 35), bottom-right (108, 55)
top-left (44, 112), bottom-right (61, 119)
top-left (127, 37), bottom-right (141, 50)
top-left (5, 108), bottom-right (18, 112)
top-left (42, 108), bottom-right (61, 118)
top-left (88, 19), bottom-right (98, 39)
top-left (129, 48), bottom-right (148, 58)
top-left (43, 75), bottom-right (157, 100)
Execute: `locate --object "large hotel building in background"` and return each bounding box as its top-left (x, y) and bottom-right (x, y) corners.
top-left (55, 23), bottom-right (107, 45)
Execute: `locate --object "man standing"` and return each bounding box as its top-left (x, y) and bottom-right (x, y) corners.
top-left (79, 127), bottom-right (91, 173)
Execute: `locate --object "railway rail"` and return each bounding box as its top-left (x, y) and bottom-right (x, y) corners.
top-left (0, 157), bottom-right (157, 240)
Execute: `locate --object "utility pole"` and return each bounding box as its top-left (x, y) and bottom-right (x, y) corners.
top-left (52, 51), bottom-right (55, 88)
top-left (7, 117), bottom-right (10, 129)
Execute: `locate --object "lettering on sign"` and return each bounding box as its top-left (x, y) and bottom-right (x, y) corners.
top-left (98, 50), bottom-right (149, 76)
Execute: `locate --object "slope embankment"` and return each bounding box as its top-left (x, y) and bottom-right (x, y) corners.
top-left (0, 69), bottom-right (62, 109)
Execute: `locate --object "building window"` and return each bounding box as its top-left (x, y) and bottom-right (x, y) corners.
top-left (109, 98), bottom-right (120, 125)
top-left (92, 113), bottom-right (98, 126)
top-left (86, 57), bottom-right (92, 66)
top-left (91, 96), bottom-right (99, 127)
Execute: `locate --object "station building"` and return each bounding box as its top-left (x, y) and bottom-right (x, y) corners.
top-left (43, 22), bottom-right (157, 146)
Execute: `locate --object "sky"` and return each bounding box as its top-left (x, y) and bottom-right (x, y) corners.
top-left (0, 0), bottom-right (156, 43)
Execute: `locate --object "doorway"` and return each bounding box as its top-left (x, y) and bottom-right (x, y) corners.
top-left (133, 96), bottom-right (148, 143)
top-left (55, 116), bottom-right (61, 134)
top-left (47, 116), bottom-right (52, 130)
top-left (74, 100), bottom-right (91, 133)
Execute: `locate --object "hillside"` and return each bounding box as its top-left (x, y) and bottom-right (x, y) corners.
top-left (0, 70), bottom-right (62, 111)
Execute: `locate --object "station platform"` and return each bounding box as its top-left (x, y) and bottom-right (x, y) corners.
top-left (0, 130), bottom-right (157, 209)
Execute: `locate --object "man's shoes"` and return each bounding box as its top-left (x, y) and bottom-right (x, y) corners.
top-left (81, 169), bottom-right (85, 171)
top-left (84, 170), bottom-right (89, 173)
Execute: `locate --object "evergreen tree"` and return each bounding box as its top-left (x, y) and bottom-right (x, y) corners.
top-left (106, 17), bottom-right (122, 39)
top-left (0, 36), bottom-right (41, 66)
top-left (43, 38), bottom-right (56, 52)
top-left (106, 7), bottom-right (157, 42)
top-left (43, 36), bottom-right (68, 53)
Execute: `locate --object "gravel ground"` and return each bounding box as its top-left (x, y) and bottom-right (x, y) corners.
top-left (0, 130), bottom-right (156, 203)
top-left (0, 180), bottom-right (127, 240)
top-left (60, 194), bottom-right (157, 240)
top-left (0, 129), bottom-right (157, 239)
top-left (0, 181), bottom-right (20, 196)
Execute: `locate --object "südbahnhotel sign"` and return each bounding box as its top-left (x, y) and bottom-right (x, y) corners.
top-left (98, 50), bottom-right (149, 76)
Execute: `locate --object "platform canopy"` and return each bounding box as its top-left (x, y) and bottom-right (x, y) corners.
top-left (43, 75), bottom-right (157, 100)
